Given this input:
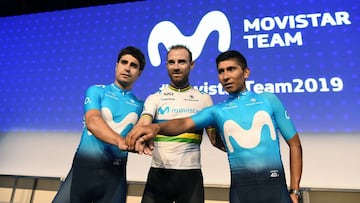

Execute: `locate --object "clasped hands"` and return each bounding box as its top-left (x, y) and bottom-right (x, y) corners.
top-left (125, 124), bottom-right (160, 155)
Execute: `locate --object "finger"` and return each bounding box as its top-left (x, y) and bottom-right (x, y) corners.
top-left (143, 144), bottom-right (153, 156)
top-left (126, 127), bottom-right (139, 150)
top-left (135, 139), bottom-right (145, 154)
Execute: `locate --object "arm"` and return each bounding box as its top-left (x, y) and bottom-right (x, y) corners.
top-left (137, 114), bottom-right (153, 125)
top-left (286, 133), bottom-right (303, 203)
top-left (126, 117), bottom-right (196, 151)
top-left (205, 127), bottom-right (226, 152)
top-left (133, 114), bottom-right (154, 154)
top-left (266, 93), bottom-right (303, 202)
top-left (85, 109), bottom-right (128, 150)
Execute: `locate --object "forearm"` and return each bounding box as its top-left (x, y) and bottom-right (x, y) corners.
top-left (158, 118), bottom-right (195, 135)
top-left (86, 112), bottom-right (123, 146)
top-left (289, 137), bottom-right (303, 189)
top-left (206, 128), bottom-right (226, 152)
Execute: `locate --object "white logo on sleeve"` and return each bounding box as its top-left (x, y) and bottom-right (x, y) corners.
top-left (148, 10), bottom-right (231, 67)
top-left (87, 108), bottom-right (139, 135)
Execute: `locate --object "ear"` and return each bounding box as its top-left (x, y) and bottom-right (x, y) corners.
top-left (115, 62), bottom-right (119, 71)
top-left (244, 67), bottom-right (250, 79)
top-left (190, 61), bottom-right (195, 70)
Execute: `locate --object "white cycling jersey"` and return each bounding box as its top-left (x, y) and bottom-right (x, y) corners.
top-left (142, 85), bottom-right (213, 169)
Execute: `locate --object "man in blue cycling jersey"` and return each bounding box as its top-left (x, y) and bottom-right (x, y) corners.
top-left (127, 50), bottom-right (303, 203)
top-left (53, 46), bottom-right (145, 203)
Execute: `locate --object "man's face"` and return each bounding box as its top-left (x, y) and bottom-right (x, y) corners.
top-left (115, 54), bottom-right (142, 90)
top-left (217, 59), bottom-right (249, 94)
top-left (166, 48), bottom-right (194, 88)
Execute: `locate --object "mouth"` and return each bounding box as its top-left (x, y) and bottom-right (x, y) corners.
top-left (121, 73), bottom-right (131, 78)
top-left (172, 72), bottom-right (182, 75)
top-left (171, 72), bottom-right (183, 78)
top-left (223, 82), bottom-right (233, 89)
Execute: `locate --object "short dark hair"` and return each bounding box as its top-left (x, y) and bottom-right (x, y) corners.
top-left (167, 44), bottom-right (193, 62)
top-left (117, 46), bottom-right (146, 71)
top-left (216, 50), bottom-right (248, 70)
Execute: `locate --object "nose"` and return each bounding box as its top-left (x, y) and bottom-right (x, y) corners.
top-left (124, 64), bottom-right (131, 71)
top-left (222, 70), bottom-right (230, 81)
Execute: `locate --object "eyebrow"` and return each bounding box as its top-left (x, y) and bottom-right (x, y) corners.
top-left (167, 59), bottom-right (188, 63)
top-left (119, 59), bottom-right (139, 67)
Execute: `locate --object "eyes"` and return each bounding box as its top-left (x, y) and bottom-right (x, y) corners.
top-left (218, 66), bottom-right (237, 74)
top-left (119, 59), bottom-right (139, 69)
top-left (166, 59), bottom-right (188, 66)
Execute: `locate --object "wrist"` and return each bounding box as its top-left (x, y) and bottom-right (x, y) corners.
top-left (289, 188), bottom-right (301, 196)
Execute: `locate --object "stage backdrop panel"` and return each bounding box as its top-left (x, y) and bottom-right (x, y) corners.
top-left (0, 0), bottom-right (359, 189)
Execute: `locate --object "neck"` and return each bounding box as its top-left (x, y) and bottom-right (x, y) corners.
top-left (170, 82), bottom-right (189, 89)
top-left (114, 81), bottom-right (132, 91)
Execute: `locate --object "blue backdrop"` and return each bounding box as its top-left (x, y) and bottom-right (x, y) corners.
top-left (0, 0), bottom-right (359, 133)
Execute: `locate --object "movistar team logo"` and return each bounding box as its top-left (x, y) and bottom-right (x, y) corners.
top-left (223, 111), bottom-right (276, 153)
top-left (148, 10), bottom-right (231, 67)
top-left (158, 106), bottom-right (170, 114)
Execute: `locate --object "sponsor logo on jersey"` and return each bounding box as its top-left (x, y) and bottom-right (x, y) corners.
top-left (163, 92), bottom-right (174, 96)
top-left (285, 110), bottom-right (291, 119)
top-left (184, 94), bottom-right (199, 102)
top-left (269, 170), bottom-right (279, 178)
top-left (126, 98), bottom-right (140, 107)
top-left (158, 106), bottom-right (199, 115)
top-left (105, 92), bottom-right (119, 101)
top-left (84, 97), bottom-right (91, 104)
top-left (222, 102), bottom-right (238, 110)
top-left (158, 106), bottom-right (170, 114)
top-left (223, 111), bottom-right (276, 152)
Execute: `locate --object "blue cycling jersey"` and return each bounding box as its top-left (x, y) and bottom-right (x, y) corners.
top-left (191, 90), bottom-right (297, 185)
top-left (73, 83), bottom-right (143, 168)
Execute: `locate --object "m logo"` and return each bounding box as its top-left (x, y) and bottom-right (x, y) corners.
top-left (158, 106), bottom-right (170, 115)
top-left (148, 10), bottom-right (231, 67)
top-left (223, 111), bottom-right (276, 153)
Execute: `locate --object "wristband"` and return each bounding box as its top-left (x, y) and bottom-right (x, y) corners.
top-left (289, 189), bottom-right (301, 196)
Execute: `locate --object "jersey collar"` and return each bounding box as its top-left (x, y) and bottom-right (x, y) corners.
top-left (168, 84), bottom-right (191, 92)
top-left (228, 89), bottom-right (249, 99)
top-left (111, 83), bottom-right (131, 95)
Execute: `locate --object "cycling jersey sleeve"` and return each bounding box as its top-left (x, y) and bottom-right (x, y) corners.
top-left (191, 106), bottom-right (216, 130)
top-left (141, 93), bottom-right (158, 118)
top-left (203, 93), bottom-right (213, 107)
top-left (83, 85), bottom-right (105, 113)
top-left (265, 92), bottom-right (297, 141)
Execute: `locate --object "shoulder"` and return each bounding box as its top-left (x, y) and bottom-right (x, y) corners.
top-left (190, 87), bottom-right (212, 99)
top-left (85, 84), bottom-right (107, 95)
top-left (247, 91), bottom-right (278, 101)
top-left (128, 93), bottom-right (144, 103)
top-left (254, 91), bottom-right (285, 110)
top-left (191, 86), bottom-right (209, 95)
top-left (145, 88), bottom-right (163, 100)
top-left (87, 84), bottom-right (106, 91)
top-left (258, 91), bottom-right (280, 101)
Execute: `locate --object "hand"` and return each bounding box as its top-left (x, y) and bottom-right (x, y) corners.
top-left (126, 124), bottom-right (159, 151)
top-left (134, 139), bottom-right (154, 155)
top-left (290, 193), bottom-right (300, 203)
top-left (116, 137), bottom-right (128, 151)
top-left (143, 140), bottom-right (154, 155)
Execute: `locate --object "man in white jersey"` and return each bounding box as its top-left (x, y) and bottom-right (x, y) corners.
top-left (135, 45), bottom-right (225, 203)
top-left (127, 50), bottom-right (303, 203)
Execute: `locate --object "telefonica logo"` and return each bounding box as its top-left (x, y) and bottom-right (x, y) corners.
top-left (158, 106), bottom-right (170, 114)
top-left (148, 10), bottom-right (231, 67)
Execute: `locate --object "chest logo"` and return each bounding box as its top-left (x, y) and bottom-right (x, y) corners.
top-left (223, 110), bottom-right (276, 152)
top-left (158, 106), bottom-right (170, 115)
